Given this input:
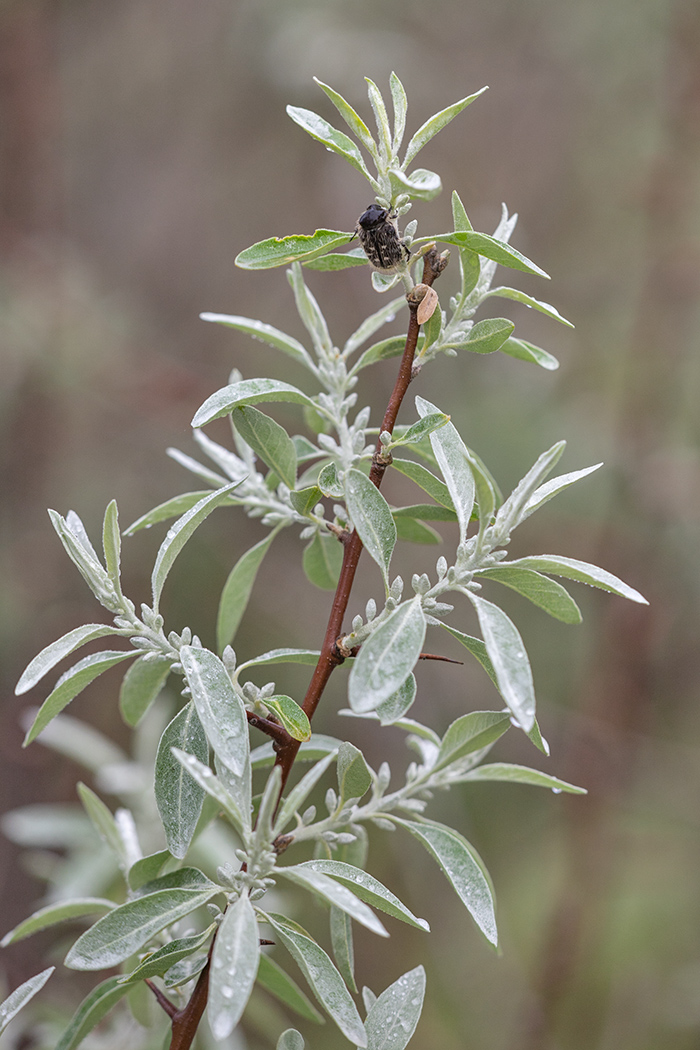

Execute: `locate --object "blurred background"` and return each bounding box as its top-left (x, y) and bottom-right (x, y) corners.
top-left (1, 0), bottom-right (699, 1047)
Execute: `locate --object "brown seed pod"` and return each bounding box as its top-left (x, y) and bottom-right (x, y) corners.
top-left (416, 286), bottom-right (439, 325)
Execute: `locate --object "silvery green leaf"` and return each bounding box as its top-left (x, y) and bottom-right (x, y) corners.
top-left (403, 88), bottom-right (488, 167)
top-left (21, 712), bottom-right (122, 772)
top-left (395, 819), bottom-right (497, 945)
top-left (451, 189), bottom-right (473, 232)
top-left (365, 78), bottom-right (392, 157)
top-left (287, 105), bottom-right (371, 178)
top-left (151, 484), bottom-right (239, 611)
top-left (504, 555), bottom-right (648, 604)
top-left (317, 462), bottom-right (343, 497)
top-left (303, 249), bottom-right (368, 271)
top-left (435, 711), bottom-right (511, 772)
top-left (171, 749), bottom-right (249, 837)
top-left (344, 469), bottom-right (397, 587)
top-left (521, 462), bottom-right (602, 521)
top-left (461, 763), bottom-right (586, 793)
top-left (263, 913), bottom-right (366, 1046)
top-left (192, 379), bottom-right (317, 429)
top-left (500, 337), bottom-right (559, 370)
top-left (65, 877), bottom-right (221, 969)
top-left (155, 702), bottom-right (208, 860)
top-left (289, 485), bottom-right (323, 517)
top-left (485, 287), bottom-right (574, 327)
top-left (415, 396), bottom-right (474, 544)
top-left (1, 899), bottom-right (114, 948)
top-left (313, 78), bottom-right (377, 156)
top-left (390, 457), bottom-right (455, 510)
top-left (389, 167), bottom-right (442, 201)
top-left (76, 782), bottom-right (134, 870)
top-left (54, 976), bottom-right (129, 1050)
top-left (389, 413), bottom-right (449, 447)
top-left (265, 695), bottom-right (311, 742)
top-left (251, 734), bottom-right (343, 769)
top-left (238, 648), bottom-right (321, 672)
top-left (257, 954), bottom-right (324, 1023)
top-left (391, 503), bottom-right (456, 522)
top-left (493, 442), bottom-right (566, 539)
top-left (119, 654), bottom-right (171, 727)
top-left (256, 766), bottom-right (283, 842)
top-left (348, 596), bottom-right (426, 713)
top-left (236, 228), bottom-right (354, 269)
top-left (371, 271), bottom-right (400, 294)
top-left (199, 313), bottom-right (314, 369)
top-left (365, 964), bottom-right (426, 1050)
top-left (454, 318), bottom-right (514, 354)
top-left (343, 295), bottom-right (406, 358)
top-left (217, 530), bottom-right (278, 653)
top-left (376, 673), bottom-right (416, 724)
top-left (337, 742), bottom-right (372, 803)
top-left (298, 861), bottom-right (429, 932)
top-left (0, 968), bottom-right (54, 1035)
top-left (119, 924), bottom-right (215, 984)
top-left (330, 906), bottom-right (356, 992)
top-left (16, 624), bottom-right (125, 695)
top-left (277, 1030), bottom-right (305, 1050)
top-left (23, 651), bottom-right (137, 746)
top-left (467, 593), bottom-right (536, 732)
top-left (124, 491), bottom-right (214, 535)
top-left (209, 894), bottom-right (260, 1040)
top-left (461, 447), bottom-right (496, 532)
top-left (48, 510), bottom-right (112, 601)
top-left (303, 531), bottom-right (343, 591)
top-left (394, 517), bottom-right (442, 545)
top-left (127, 850), bottom-right (171, 891)
top-left (101, 500), bottom-right (121, 592)
top-left (287, 264), bottom-right (334, 359)
top-left (424, 230), bottom-right (549, 279)
top-left (350, 335), bottom-right (406, 373)
top-left (476, 566), bottom-right (582, 624)
top-left (278, 867), bottom-right (388, 937)
top-left (389, 71), bottom-right (408, 151)
top-left (180, 645), bottom-right (249, 778)
top-left (274, 750), bottom-right (338, 835)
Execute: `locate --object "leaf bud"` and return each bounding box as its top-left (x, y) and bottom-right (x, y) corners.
top-left (352, 614), bottom-right (363, 633)
top-left (325, 788), bottom-right (338, 814)
top-left (389, 576), bottom-right (404, 601)
top-left (365, 598), bottom-right (377, 621)
top-left (411, 573), bottom-right (430, 595)
top-left (301, 805), bottom-right (316, 825)
top-left (222, 646), bottom-right (237, 673)
top-left (436, 556), bottom-right (448, 579)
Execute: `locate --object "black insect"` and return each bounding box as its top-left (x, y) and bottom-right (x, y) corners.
top-left (354, 204), bottom-right (410, 273)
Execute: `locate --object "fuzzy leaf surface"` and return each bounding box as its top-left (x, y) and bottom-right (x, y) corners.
top-left (403, 87), bottom-right (487, 166)
top-left (1, 900), bottom-right (114, 948)
top-left (16, 625), bottom-right (124, 696)
top-left (278, 867), bottom-right (388, 937)
top-left (232, 406), bottom-right (297, 489)
top-left (119, 655), bottom-right (171, 727)
top-left (477, 566), bottom-right (582, 623)
top-left (155, 702), bottom-right (208, 859)
top-left (415, 396), bottom-right (474, 543)
top-left (298, 861), bottom-right (429, 932)
top-left (180, 646), bottom-right (249, 777)
top-left (505, 556), bottom-right (648, 604)
top-left (348, 597), bottom-right (426, 713)
top-left (199, 313), bottom-right (313, 368)
top-left (0, 968), bottom-right (54, 1035)
top-left (462, 763), bottom-right (586, 792)
top-left (345, 469), bottom-right (397, 586)
top-left (217, 531), bottom-right (277, 652)
top-left (468, 593), bottom-right (536, 731)
top-left (192, 379), bottom-right (316, 428)
top-left (435, 711), bottom-right (511, 772)
top-left (287, 105), bottom-right (370, 177)
top-left (236, 228), bottom-right (352, 269)
top-left (365, 964), bottom-right (426, 1050)
top-left (209, 894), bottom-right (260, 1039)
top-left (257, 953), bottom-right (323, 1023)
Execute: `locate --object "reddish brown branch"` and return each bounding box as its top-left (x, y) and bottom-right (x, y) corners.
top-left (246, 710), bottom-right (292, 748)
top-left (146, 979), bottom-right (178, 1019)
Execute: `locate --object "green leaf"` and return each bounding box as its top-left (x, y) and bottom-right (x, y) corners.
top-left (23, 651), bottom-right (137, 746)
top-left (485, 287), bottom-right (574, 327)
top-left (343, 296), bottom-right (407, 358)
top-left (0, 968), bottom-right (54, 1035)
top-left (287, 264), bottom-right (333, 358)
top-left (349, 597), bottom-right (426, 713)
top-left (365, 78), bottom-right (392, 157)
top-left (436, 711), bottom-right (511, 772)
top-left (330, 907), bottom-right (356, 992)
top-left (376, 672), bottom-right (417, 724)
top-left (54, 976), bottom-right (129, 1050)
top-left (403, 87), bottom-right (487, 166)
top-left (463, 446), bottom-right (497, 531)
top-left (155, 702), bottom-right (208, 860)
top-left (119, 925), bottom-right (215, 983)
top-left (389, 413), bottom-right (450, 448)
top-left (251, 734), bottom-right (343, 769)
top-left (395, 819), bottom-right (497, 945)
top-left (101, 500), bottom-right (121, 592)
top-left (389, 71), bottom-right (408, 151)
top-left (467, 593), bottom-right (536, 732)
top-left (350, 335), bottom-right (407, 373)
top-left (393, 516), bottom-right (442, 544)
top-left (337, 741), bottom-right (372, 803)
top-left (76, 783), bottom-right (133, 868)
top-left (289, 485), bottom-right (323, 517)
top-left (451, 189), bottom-right (473, 232)
top-left (494, 441), bottom-right (566, 538)
top-left (477, 566), bottom-right (582, 624)
top-left (344, 469), bottom-right (397, 586)
top-left (504, 555), bottom-right (648, 604)
top-left (263, 913), bottom-right (366, 1047)
top-left (303, 249), bottom-right (368, 271)
top-left (278, 1030), bottom-right (305, 1050)
top-left (209, 894), bottom-right (260, 1039)
top-left (298, 861), bottom-right (429, 932)
top-left (119, 654), bottom-right (171, 727)
top-left (453, 318), bottom-right (514, 354)
top-left (127, 850), bottom-right (171, 891)
top-left (500, 337), bottom-right (559, 370)
top-left (171, 749), bottom-right (249, 837)
top-left (390, 457), bottom-right (455, 509)
top-left (317, 462), bottom-right (343, 498)
top-left (232, 406), bottom-right (297, 490)
top-left (16, 624), bottom-right (125, 695)
top-left (1, 899), bottom-right (114, 947)
top-left (236, 228), bottom-right (353, 270)
top-left (274, 751), bottom-right (339, 835)
top-left (428, 231), bottom-right (549, 278)
top-left (439, 624), bottom-right (497, 684)
top-left (389, 167), bottom-right (442, 201)
top-left (257, 953), bottom-right (324, 1023)
top-left (265, 695), bottom-right (311, 742)
top-left (391, 503), bottom-right (456, 522)
top-left (278, 866), bottom-right (388, 937)
top-left (303, 531), bottom-right (343, 590)
top-left (217, 530), bottom-right (278, 653)
top-left (313, 78), bottom-right (377, 156)
top-left (415, 396), bottom-right (475, 544)
top-left (151, 484), bottom-right (239, 612)
top-left (521, 463), bottom-right (602, 521)
top-left (123, 491), bottom-right (213, 536)
top-left (192, 378), bottom-right (316, 429)
top-left (199, 313), bottom-right (314, 369)
top-left (180, 646), bottom-right (250, 778)
top-left (48, 510), bottom-right (111, 602)
top-left (365, 965), bottom-right (426, 1050)
top-left (238, 648), bottom-right (321, 672)
top-left (287, 105), bottom-right (371, 178)
top-left (462, 763), bottom-right (586, 793)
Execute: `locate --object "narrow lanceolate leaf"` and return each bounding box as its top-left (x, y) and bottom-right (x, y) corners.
top-left (500, 337), bottom-right (559, 370)
top-left (297, 861), bottom-right (429, 932)
top-left (435, 712), bottom-right (511, 772)
top-left (236, 228), bottom-right (353, 269)
top-left (127, 850), bottom-right (171, 890)
top-left (251, 734), bottom-right (343, 769)
top-left (461, 763), bottom-right (586, 793)
top-left (263, 913), bottom-right (366, 1047)
top-left (337, 742), bottom-right (372, 803)
top-left (265, 695), bottom-right (311, 742)
top-left (232, 406), bottom-right (297, 489)
top-left (395, 819), bottom-right (497, 946)
top-left (459, 318), bottom-right (514, 354)
top-left (376, 673), bottom-right (417, 724)
top-left (390, 413), bottom-right (449, 447)
top-left (287, 105), bottom-right (371, 177)
top-left (365, 78), bottom-right (392, 156)
top-left (344, 296), bottom-right (407, 358)
top-left (439, 623), bottom-right (497, 685)
top-left (101, 500), bottom-right (121, 591)
top-left (199, 313), bottom-right (313, 370)
top-left (390, 71), bottom-right (408, 150)
top-left (209, 895), bottom-right (260, 1040)
top-left (403, 87), bottom-right (488, 167)
top-left (217, 531), bottom-right (278, 653)
top-left (171, 749), bottom-right (249, 837)
top-left (155, 702), bottom-right (208, 860)
top-left (54, 976), bottom-right (129, 1050)
top-left (192, 378), bottom-right (316, 429)
top-left (48, 510), bottom-right (111, 600)
top-left (119, 926), bottom-right (215, 984)
top-left (303, 531), bottom-right (344, 590)
top-left (0, 968), bottom-right (54, 1035)
top-left (238, 648), bottom-right (322, 672)
top-left (278, 867), bottom-right (388, 937)
top-left (274, 750), bottom-right (339, 835)
top-left (485, 287), bottom-right (574, 327)
top-left (521, 463), bottom-right (602, 521)
top-left (365, 965), bottom-right (426, 1050)
top-left (151, 484), bottom-right (238, 612)
top-left (344, 469), bottom-right (397, 586)
top-left (467, 593), bottom-right (536, 732)
top-left (394, 517), bottom-right (441, 545)
top-left (415, 396), bottom-right (475, 543)
top-left (119, 654), bottom-right (171, 727)
top-left (349, 597), bottom-right (426, 713)
top-left (16, 624), bottom-right (125, 695)
top-left (313, 78), bottom-right (377, 156)
top-left (23, 650), bottom-right (137, 746)
top-left (303, 249), bottom-right (367, 271)
top-left (477, 566), bottom-right (582, 624)
top-left (180, 646), bottom-right (249, 778)
top-left (390, 458), bottom-right (455, 510)
top-left (451, 189), bottom-right (473, 232)
top-left (389, 167), bottom-right (442, 201)
top-left (504, 556), bottom-right (648, 604)
top-left (65, 878), bottom-right (221, 970)
top-left (430, 231), bottom-right (549, 279)
top-left (494, 441), bottom-right (566, 539)
top-left (330, 906), bottom-right (356, 992)
top-left (123, 491), bottom-right (212, 536)
top-left (350, 336), bottom-right (406, 374)
top-left (257, 953), bottom-right (324, 1023)
top-left (1, 899), bottom-right (114, 947)
top-left (77, 783), bottom-right (128, 866)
